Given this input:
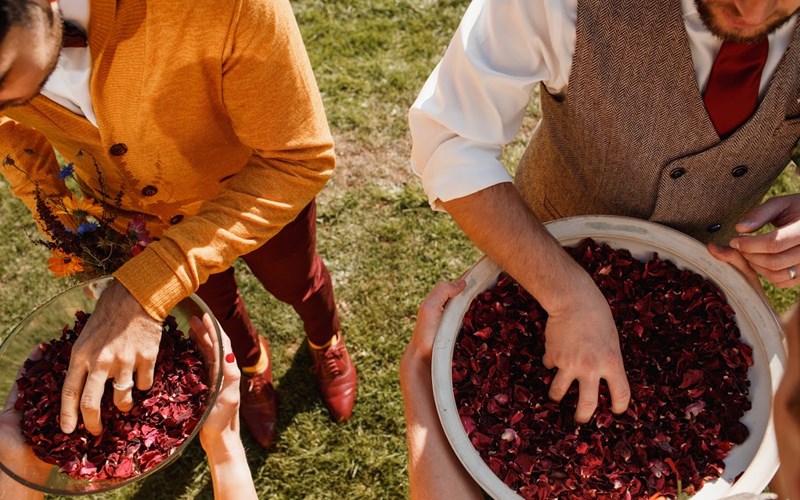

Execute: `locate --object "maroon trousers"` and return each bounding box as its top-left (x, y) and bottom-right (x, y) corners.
top-left (195, 200), bottom-right (339, 367)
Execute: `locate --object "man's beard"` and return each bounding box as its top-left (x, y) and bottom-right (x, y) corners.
top-left (694, 0), bottom-right (799, 42)
top-left (35, 4), bottom-right (64, 95)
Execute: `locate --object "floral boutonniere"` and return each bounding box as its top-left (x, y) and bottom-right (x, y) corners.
top-left (3, 151), bottom-right (152, 280)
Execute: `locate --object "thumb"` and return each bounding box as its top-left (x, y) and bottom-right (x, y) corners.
top-left (735, 197), bottom-right (788, 234)
top-left (707, 242), bottom-right (762, 292)
top-left (418, 279), bottom-right (466, 323)
top-left (413, 279), bottom-right (467, 349)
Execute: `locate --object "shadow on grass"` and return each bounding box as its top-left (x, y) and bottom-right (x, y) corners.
top-left (237, 342), bottom-right (323, 463)
top-left (274, 342), bottom-right (320, 432)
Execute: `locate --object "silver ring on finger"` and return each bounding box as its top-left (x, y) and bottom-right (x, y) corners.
top-left (789, 266), bottom-right (798, 281)
top-left (112, 379), bottom-right (135, 391)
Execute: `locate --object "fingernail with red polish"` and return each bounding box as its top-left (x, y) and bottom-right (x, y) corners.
top-left (225, 353), bottom-right (235, 363)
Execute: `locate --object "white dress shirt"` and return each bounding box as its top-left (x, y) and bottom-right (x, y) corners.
top-left (408, 0), bottom-right (798, 210)
top-left (40, 0), bottom-right (96, 126)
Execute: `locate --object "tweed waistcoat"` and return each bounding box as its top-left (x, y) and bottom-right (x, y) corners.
top-left (514, 0), bottom-right (800, 244)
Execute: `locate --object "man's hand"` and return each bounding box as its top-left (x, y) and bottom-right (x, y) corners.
top-left (442, 184), bottom-right (630, 423)
top-left (542, 276), bottom-right (630, 423)
top-left (60, 280), bottom-right (162, 436)
top-left (710, 194), bottom-right (800, 288)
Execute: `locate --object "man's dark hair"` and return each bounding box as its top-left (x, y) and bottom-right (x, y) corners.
top-left (0, 0), bottom-right (45, 43)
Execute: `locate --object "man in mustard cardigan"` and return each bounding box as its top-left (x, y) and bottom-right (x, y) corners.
top-left (0, 0), bottom-right (357, 449)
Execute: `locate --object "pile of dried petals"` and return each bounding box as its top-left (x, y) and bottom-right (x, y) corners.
top-left (453, 238), bottom-right (753, 499)
top-left (15, 312), bottom-right (209, 481)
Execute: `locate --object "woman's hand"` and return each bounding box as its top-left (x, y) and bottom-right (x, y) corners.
top-left (188, 314), bottom-right (242, 453)
top-left (188, 314), bottom-right (257, 500)
top-left (0, 346), bottom-right (50, 500)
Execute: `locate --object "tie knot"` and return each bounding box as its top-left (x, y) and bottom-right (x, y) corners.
top-left (717, 38), bottom-right (769, 65)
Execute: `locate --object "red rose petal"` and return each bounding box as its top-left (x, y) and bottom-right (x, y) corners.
top-left (452, 238), bottom-right (752, 499)
top-left (16, 313), bottom-right (210, 481)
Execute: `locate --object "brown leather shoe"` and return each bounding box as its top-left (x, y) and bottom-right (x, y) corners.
top-left (240, 338), bottom-right (278, 449)
top-left (309, 332), bottom-right (357, 422)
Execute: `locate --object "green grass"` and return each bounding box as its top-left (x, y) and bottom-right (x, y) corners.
top-left (294, 0), bottom-right (466, 144)
top-left (0, 0), bottom-right (798, 498)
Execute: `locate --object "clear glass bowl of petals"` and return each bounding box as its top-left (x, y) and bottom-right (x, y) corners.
top-left (431, 215), bottom-right (786, 500)
top-left (0, 276), bottom-right (223, 495)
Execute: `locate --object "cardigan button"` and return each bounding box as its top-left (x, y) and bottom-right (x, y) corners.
top-left (141, 185), bottom-right (158, 197)
top-left (109, 143), bottom-right (128, 156)
top-left (669, 167), bottom-right (686, 179)
top-left (169, 215), bottom-right (184, 225)
top-left (707, 223), bottom-right (722, 233)
top-left (731, 165), bottom-right (748, 177)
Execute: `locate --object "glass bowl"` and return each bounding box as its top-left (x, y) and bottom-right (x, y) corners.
top-left (0, 276), bottom-right (223, 495)
top-left (431, 215), bottom-right (786, 499)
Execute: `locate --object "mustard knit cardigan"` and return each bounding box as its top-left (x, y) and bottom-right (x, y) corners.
top-left (0, 0), bottom-right (335, 319)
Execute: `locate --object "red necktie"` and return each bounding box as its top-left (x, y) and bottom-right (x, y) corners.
top-left (62, 20), bottom-right (88, 48)
top-left (703, 39), bottom-right (769, 139)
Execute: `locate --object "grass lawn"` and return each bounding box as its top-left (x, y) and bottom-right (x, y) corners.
top-left (0, 0), bottom-right (798, 498)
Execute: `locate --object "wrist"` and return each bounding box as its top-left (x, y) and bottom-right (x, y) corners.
top-left (400, 343), bottom-right (435, 392)
top-left (535, 259), bottom-right (599, 315)
top-left (201, 431), bottom-right (246, 464)
top-left (105, 280), bottom-right (163, 323)
top-left (400, 351), bottom-right (434, 399)
top-left (401, 341), bottom-right (431, 369)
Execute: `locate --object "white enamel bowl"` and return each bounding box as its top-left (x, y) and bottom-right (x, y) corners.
top-left (431, 215), bottom-right (785, 499)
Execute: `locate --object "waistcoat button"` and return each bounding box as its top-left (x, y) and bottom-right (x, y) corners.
top-left (732, 165), bottom-right (748, 177)
top-left (142, 185), bottom-right (158, 196)
top-left (109, 143), bottom-right (128, 156)
top-left (707, 223), bottom-right (722, 233)
top-left (670, 167), bottom-right (686, 179)
top-left (169, 215), bottom-right (184, 225)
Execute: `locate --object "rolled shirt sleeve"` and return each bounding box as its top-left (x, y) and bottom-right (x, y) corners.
top-left (408, 0), bottom-right (576, 210)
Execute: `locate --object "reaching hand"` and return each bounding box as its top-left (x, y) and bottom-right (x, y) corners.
top-left (60, 280), bottom-right (163, 436)
top-left (188, 314), bottom-right (242, 451)
top-left (711, 194), bottom-right (800, 289)
top-left (542, 281), bottom-right (631, 423)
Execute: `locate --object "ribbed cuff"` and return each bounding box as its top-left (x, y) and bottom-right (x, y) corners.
top-left (113, 245), bottom-right (190, 321)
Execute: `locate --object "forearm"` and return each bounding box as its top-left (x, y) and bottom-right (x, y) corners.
top-left (0, 471), bottom-right (44, 500)
top-left (442, 183), bottom-right (592, 312)
top-left (113, 149), bottom-right (332, 320)
top-left (400, 350), bottom-right (482, 500)
top-left (205, 435), bottom-right (258, 500)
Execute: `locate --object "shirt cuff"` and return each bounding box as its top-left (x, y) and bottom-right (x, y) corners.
top-left (113, 244), bottom-right (191, 321)
top-left (419, 138), bottom-right (513, 211)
